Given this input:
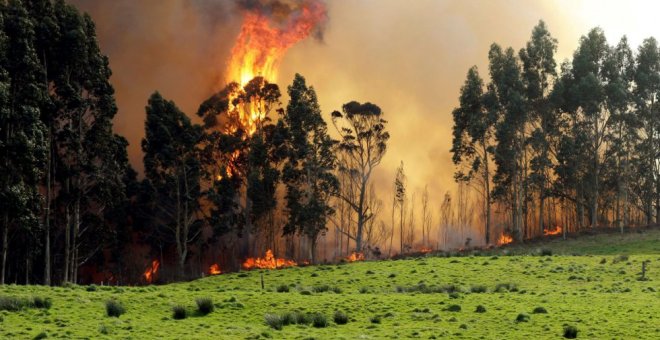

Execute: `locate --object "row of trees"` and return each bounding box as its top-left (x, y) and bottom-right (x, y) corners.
top-left (452, 21), bottom-right (660, 243)
top-left (0, 0), bottom-right (391, 285)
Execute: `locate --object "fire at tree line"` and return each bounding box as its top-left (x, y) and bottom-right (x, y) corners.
top-left (0, 1), bottom-right (659, 286)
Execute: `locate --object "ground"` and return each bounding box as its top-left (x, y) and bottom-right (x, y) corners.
top-left (1, 228), bottom-right (659, 339)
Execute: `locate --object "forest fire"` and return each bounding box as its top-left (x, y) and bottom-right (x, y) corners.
top-left (222, 0), bottom-right (327, 136)
top-left (208, 264), bottom-right (222, 275)
top-left (242, 249), bottom-right (297, 270)
top-left (143, 260), bottom-right (160, 284)
top-left (345, 252), bottom-right (365, 262)
top-left (544, 226), bottom-right (562, 236)
top-left (497, 234), bottom-right (513, 246)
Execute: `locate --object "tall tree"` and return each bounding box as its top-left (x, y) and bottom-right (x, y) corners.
top-left (142, 92), bottom-right (204, 278)
top-left (394, 161), bottom-right (405, 252)
top-left (0, 0), bottom-right (47, 284)
top-left (519, 20), bottom-right (558, 235)
top-left (281, 74), bottom-right (338, 263)
top-left (451, 66), bottom-right (496, 244)
top-left (332, 101), bottom-right (389, 251)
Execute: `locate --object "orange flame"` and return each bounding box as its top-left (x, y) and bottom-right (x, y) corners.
top-left (419, 247), bottom-right (433, 253)
top-left (497, 234), bottom-right (513, 246)
top-left (243, 249), bottom-right (297, 270)
top-left (543, 226), bottom-right (562, 236)
top-left (143, 259), bottom-right (160, 284)
top-left (345, 252), bottom-right (365, 262)
top-left (209, 263), bottom-right (222, 275)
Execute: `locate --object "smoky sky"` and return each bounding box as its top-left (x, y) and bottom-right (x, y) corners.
top-left (70, 0), bottom-right (660, 241)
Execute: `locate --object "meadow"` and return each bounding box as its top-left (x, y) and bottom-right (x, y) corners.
top-left (1, 228), bottom-right (658, 339)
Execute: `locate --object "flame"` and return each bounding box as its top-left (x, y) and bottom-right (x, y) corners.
top-left (143, 259), bottom-right (160, 284)
top-left (543, 226), bottom-right (562, 236)
top-left (497, 234), bottom-right (513, 246)
top-left (419, 247), bottom-right (433, 253)
top-left (209, 264), bottom-right (222, 275)
top-left (345, 252), bottom-right (365, 262)
top-left (227, 1), bottom-right (327, 87)
top-left (243, 249), bottom-right (297, 270)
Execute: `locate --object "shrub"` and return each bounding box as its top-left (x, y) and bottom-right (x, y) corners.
top-left (334, 310), bottom-right (348, 325)
top-left (264, 313), bottom-right (283, 330)
top-left (0, 296), bottom-right (29, 311)
top-left (195, 297), bottom-right (214, 315)
top-left (312, 285), bottom-right (330, 293)
top-left (33, 331), bottom-right (48, 340)
top-left (98, 324), bottom-right (109, 335)
top-left (612, 255), bottom-right (629, 264)
top-left (86, 285), bottom-right (98, 292)
top-left (370, 315), bottom-right (381, 324)
top-left (563, 325), bottom-right (578, 338)
top-left (299, 290), bottom-right (312, 296)
top-left (105, 300), bottom-right (125, 318)
top-left (276, 284), bottom-right (289, 293)
top-left (311, 313), bottom-right (328, 328)
top-left (447, 304), bottom-right (461, 312)
top-left (532, 306), bottom-right (548, 314)
top-left (448, 292), bottom-right (461, 299)
top-left (331, 286), bottom-right (343, 294)
top-left (494, 283), bottom-right (518, 293)
top-left (470, 285), bottom-right (487, 293)
top-left (33, 297), bottom-right (52, 310)
top-left (540, 248), bottom-right (553, 256)
top-left (515, 313), bottom-right (530, 322)
top-left (359, 287), bottom-right (370, 294)
top-left (475, 305), bottom-right (486, 313)
top-left (172, 305), bottom-right (187, 320)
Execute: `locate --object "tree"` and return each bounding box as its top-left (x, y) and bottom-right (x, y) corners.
top-left (332, 101), bottom-right (389, 252)
top-left (519, 20), bottom-right (558, 235)
top-left (281, 74), bottom-right (338, 263)
top-left (142, 92), bottom-right (204, 278)
top-left (394, 161), bottom-right (406, 252)
top-left (0, 0), bottom-right (47, 284)
top-left (451, 66), bottom-right (496, 244)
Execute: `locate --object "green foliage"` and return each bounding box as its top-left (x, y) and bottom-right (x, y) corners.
top-left (515, 313), bottom-right (530, 322)
top-left (105, 300), bottom-right (125, 318)
top-left (563, 325), bottom-right (578, 338)
top-left (195, 297), bottom-right (214, 315)
top-left (532, 306), bottom-right (548, 314)
top-left (446, 304), bottom-right (461, 312)
top-left (333, 311), bottom-right (348, 325)
top-left (475, 305), bottom-right (487, 313)
top-left (276, 284), bottom-right (289, 293)
top-left (311, 313), bottom-right (328, 328)
top-left (264, 313), bottom-right (283, 330)
top-left (172, 305), bottom-right (187, 320)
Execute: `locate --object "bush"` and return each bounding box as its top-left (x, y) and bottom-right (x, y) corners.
top-left (540, 248), bottom-right (553, 256)
top-left (612, 254), bottom-right (629, 263)
top-left (447, 304), bottom-right (461, 312)
top-left (470, 285), bottom-right (487, 293)
top-left (0, 296), bottom-right (31, 311)
top-left (334, 310), bottom-right (349, 325)
top-left (563, 325), bottom-right (578, 338)
top-left (532, 306), bottom-right (548, 314)
top-left (312, 285), bottom-right (330, 293)
top-left (33, 297), bottom-right (52, 310)
top-left (515, 313), bottom-right (530, 322)
top-left (311, 313), bottom-right (328, 328)
top-left (195, 297), bottom-right (214, 315)
top-left (105, 300), bottom-right (125, 318)
top-left (276, 284), bottom-right (289, 293)
top-left (494, 283), bottom-right (518, 293)
top-left (33, 331), bottom-right (48, 340)
top-left (86, 285), bottom-right (98, 292)
top-left (475, 305), bottom-right (486, 313)
top-left (299, 290), bottom-right (312, 296)
top-left (331, 286), bottom-right (343, 294)
top-left (370, 315), bottom-right (381, 324)
top-left (359, 287), bottom-right (370, 294)
top-left (172, 305), bottom-right (187, 320)
top-left (265, 313), bottom-right (283, 330)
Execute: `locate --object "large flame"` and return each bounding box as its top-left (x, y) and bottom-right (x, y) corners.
top-left (543, 226), bottom-right (562, 236)
top-left (497, 234), bottom-right (513, 246)
top-left (243, 249), bottom-right (297, 270)
top-left (345, 252), bottom-right (365, 262)
top-left (209, 263), bottom-right (222, 275)
top-left (143, 259), bottom-right (160, 284)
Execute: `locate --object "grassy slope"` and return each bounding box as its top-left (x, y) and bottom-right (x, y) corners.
top-left (1, 229), bottom-right (658, 339)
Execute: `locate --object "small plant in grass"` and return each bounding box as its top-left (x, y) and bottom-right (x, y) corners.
top-left (470, 285), bottom-right (487, 293)
top-left (299, 290), bottom-right (312, 295)
top-left (33, 297), bottom-right (52, 310)
top-left (98, 324), bottom-right (109, 335)
top-left (540, 248), bottom-right (552, 256)
top-left (33, 331), bottom-right (48, 340)
top-left (370, 315), bottom-right (381, 324)
top-left (311, 313), bottom-right (328, 328)
top-left (334, 310), bottom-right (348, 325)
top-left (359, 286), bottom-right (370, 294)
top-left (312, 285), bottom-right (330, 293)
top-left (105, 300), bottom-right (125, 318)
top-left (475, 305), bottom-right (486, 313)
top-left (331, 286), bottom-right (343, 294)
top-left (86, 285), bottom-right (98, 292)
top-left (515, 313), bottom-right (530, 322)
top-left (494, 282), bottom-right (518, 293)
top-left (533, 306), bottom-right (548, 314)
top-left (563, 325), bottom-right (578, 338)
top-left (265, 313), bottom-right (283, 330)
top-left (612, 254), bottom-right (629, 264)
top-left (172, 305), bottom-right (187, 320)
top-left (195, 297), bottom-right (214, 315)
top-left (276, 284), bottom-right (289, 293)
top-left (447, 304), bottom-right (461, 312)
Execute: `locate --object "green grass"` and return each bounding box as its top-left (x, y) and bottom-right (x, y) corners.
top-left (0, 229), bottom-right (658, 339)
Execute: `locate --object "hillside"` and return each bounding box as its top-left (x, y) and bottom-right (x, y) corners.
top-left (1, 228), bottom-right (658, 339)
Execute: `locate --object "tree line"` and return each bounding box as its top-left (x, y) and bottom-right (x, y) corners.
top-left (452, 21), bottom-right (660, 244)
top-left (0, 0), bottom-right (390, 285)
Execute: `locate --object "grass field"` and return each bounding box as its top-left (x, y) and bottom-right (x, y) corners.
top-left (1, 228), bottom-right (658, 339)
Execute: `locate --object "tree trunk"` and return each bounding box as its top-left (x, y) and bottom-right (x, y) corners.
top-left (483, 143), bottom-right (491, 245)
top-left (63, 192), bottom-right (70, 283)
top-left (1, 213), bottom-right (8, 285)
top-left (355, 177), bottom-right (367, 251)
top-left (44, 128), bottom-right (52, 285)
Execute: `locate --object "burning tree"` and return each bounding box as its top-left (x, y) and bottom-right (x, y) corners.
top-left (332, 102), bottom-right (390, 252)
